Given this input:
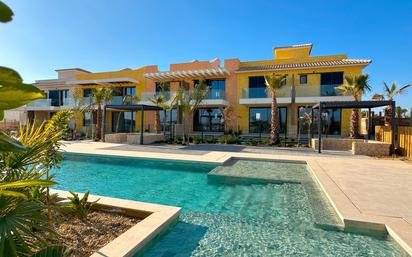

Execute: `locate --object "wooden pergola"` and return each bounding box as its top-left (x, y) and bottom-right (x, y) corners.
top-left (103, 104), bottom-right (163, 145)
top-left (312, 100), bottom-right (396, 153)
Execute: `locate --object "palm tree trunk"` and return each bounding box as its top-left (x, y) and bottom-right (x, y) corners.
top-left (96, 104), bottom-right (102, 140)
top-left (155, 110), bottom-right (160, 134)
top-left (271, 94), bottom-right (280, 145)
top-left (350, 108), bottom-right (360, 138)
top-left (384, 106), bottom-right (392, 126)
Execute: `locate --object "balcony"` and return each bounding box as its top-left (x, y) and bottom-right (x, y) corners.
top-left (240, 84), bottom-right (353, 105)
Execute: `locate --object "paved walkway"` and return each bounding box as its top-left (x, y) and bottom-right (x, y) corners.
top-left (61, 141), bottom-right (412, 255)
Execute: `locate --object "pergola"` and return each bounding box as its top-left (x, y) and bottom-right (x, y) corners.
top-left (312, 100), bottom-right (396, 153)
top-left (103, 104), bottom-right (163, 145)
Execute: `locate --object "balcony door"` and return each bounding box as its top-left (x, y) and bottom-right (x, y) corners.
top-left (248, 76), bottom-right (267, 98)
top-left (320, 72), bottom-right (343, 96)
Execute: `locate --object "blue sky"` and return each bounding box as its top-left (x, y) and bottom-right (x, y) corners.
top-left (1, 0), bottom-right (412, 109)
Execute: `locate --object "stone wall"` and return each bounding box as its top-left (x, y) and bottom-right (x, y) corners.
top-left (352, 141), bottom-right (391, 156)
top-left (311, 138), bottom-right (364, 151)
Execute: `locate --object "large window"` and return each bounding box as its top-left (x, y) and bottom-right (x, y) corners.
top-left (207, 79), bottom-right (225, 99)
top-left (248, 76), bottom-right (267, 98)
top-left (111, 112), bottom-right (135, 133)
top-left (298, 107), bottom-right (341, 136)
top-left (83, 112), bottom-right (92, 126)
top-left (249, 107), bottom-right (287, 134)
top-left (48, 90), bottom-right (68, 106)
top-left (193, 108), bottom-right (224, 132)
top-left (159, 109), bottom-right (177, 132)
top-left (320, 72), bottom-right (344, 96)
top-left (83, 88), bottom-right (92, 97)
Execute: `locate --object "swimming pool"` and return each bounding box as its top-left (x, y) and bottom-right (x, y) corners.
top-left (53, 153), bottom-right (407, 256)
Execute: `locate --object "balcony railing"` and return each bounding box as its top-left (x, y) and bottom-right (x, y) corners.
top-left (26, 99), bottom-right (52, 107)
top-left (241, 84), bottom-right (343, 99)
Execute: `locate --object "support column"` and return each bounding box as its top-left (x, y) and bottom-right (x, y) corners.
top-left (102, 106), bottom-right (106, 142)
top-left (368, 107), bottom-right (372, 140)
top-left (140, 106), bottom-right (144, 145)
top-left (391, 101), bottom-right (396, 154)
top-left (318, 104), bottom-right (322, 154)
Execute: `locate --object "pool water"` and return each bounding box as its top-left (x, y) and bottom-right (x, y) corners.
top-left (53, 154), bottom-right (407, 256)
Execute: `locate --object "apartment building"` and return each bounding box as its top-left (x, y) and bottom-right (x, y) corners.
top-left (16, 44), bottom-right (371, 138)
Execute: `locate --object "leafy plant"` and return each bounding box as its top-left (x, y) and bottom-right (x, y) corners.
top-left (337, 75), bottom-right (371, 138)
top-left (192, 135), bottom-right (203, 144)
top-left (91, 86), bottom-right (115, 140)
top-left (66, 191), bottom-right (99, 221)
top-left (264, 73), bottom-right (287, 145)
top-left (175, 80), bottom-right (209, 144)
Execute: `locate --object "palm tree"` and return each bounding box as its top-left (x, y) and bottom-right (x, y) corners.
top-left (91, 86), bottom-right (114, 140)
top-left (150, 94), bottom-right (165, 134)
top-left (176, 80), bottom-right (209, 145)
top-left (264, 73), bottom-right (287, 145)
top-left (337, 75), bottom-right (371, 138)
top-left (372, 82), bottom-right (411, 125)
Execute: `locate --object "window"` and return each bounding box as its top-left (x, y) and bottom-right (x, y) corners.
top-left (112, 112), bottom-right (135, 133)
top-left (320, 72), bottom-right (343, 85)
top-left (83, 88), bottom-right (92, 97)
top-left (249, 107), bottom-right (287, 134)
top-left (207, 79), bottom-right (225, 99)
top-left (159, 109), bottom-right (177, 132)
top-left (300, 75), bottom-right (307, 85)
top-left (83, 112), bottom-right (92, 126)
top-left (48, 90), bottom-right (60, 106)
top-left (193, 108), bottom-right (224, 132)
top-left (124, 87), bottom-right (136, 96)
top-left (298, 107), bottom-right (341, 136)
top-left (248, 76), bottom-right (267, 98)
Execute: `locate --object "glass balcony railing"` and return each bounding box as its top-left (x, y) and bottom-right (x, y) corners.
top-left (26, 99), bottom-right (52, 107)
top-left (241, 85), bottom-right (343, 99)
top-left (140, 92), bottom-right (172, 102)
top-left (207, 89), bottom-right (225, 100)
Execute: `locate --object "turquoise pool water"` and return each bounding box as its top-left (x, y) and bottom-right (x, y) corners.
top-left (53, 154), bottom-right (407, 256)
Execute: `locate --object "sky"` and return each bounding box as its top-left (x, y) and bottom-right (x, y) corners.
top-left (1, 0), bottom-right (412, 110)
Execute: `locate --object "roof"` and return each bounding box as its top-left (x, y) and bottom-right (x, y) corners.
top-left (274, 43), bottom-right (313, 50)
top-left (144, 68), bottom-right (230, 81)
top-left (105, 104), bottom-right (162, 111)
top-left (55, 68), bottom-right (90, 73)
top-left (236, 59), bottom-right (372, 73)
top-left (66, 77), bottom-right (139, 85)
top-left (312, 100), bottom-right (394, 109)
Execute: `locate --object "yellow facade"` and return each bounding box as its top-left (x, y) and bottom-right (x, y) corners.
top-left (74, 67), bottom-right (148, 133)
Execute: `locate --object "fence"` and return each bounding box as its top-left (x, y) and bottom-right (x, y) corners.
top-left (376, 126), bottom-right (412, 158)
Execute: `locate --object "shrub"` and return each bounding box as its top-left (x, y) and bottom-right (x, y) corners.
top-left (192, 135), bottom-right (203, 144)
top-left (225, 134), bottom-right (240, 144)
top-left (66, 191), bottom-right (99, 221)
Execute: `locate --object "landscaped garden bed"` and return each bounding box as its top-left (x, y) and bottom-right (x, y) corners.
top-left (43, 210), bottom-right (140, 257)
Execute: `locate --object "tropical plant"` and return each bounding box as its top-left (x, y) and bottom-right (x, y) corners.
top-left (0, 3), bottom-right (71, 256)
top-left (150, 84), bottom-right (168, 134)
top-left (372, 81), bottom-right (411, 125)
top-left (264, 73), bottom-right (287, 145)
top-left (66, 191), bottom-right (99, 221)
top-left (159, 90), bottom-right (179, 137)
top-left (91, 86), bottom-right (115, 140)
top-left (337, 75), bottom-right (371, 138)
top-left (176, 80), bottom-right (209, 145)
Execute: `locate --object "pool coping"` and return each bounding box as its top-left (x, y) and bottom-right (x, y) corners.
top-left (51, 189), bottom-right (181, 257)
top-left (59, 146), bottom-right (412, 256)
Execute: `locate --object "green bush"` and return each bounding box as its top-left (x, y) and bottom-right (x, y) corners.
top-left (66, 191), bottom-right (99, 221)
top-left (226, 134), bottom-right (240, 144)
top-left (192, 135), bottom-right (203, 144)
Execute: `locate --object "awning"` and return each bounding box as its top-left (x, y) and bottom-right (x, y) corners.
top-left (144, 68), bottom-right (230, 81)
top-left (67, 77), bottom-right (139, 85)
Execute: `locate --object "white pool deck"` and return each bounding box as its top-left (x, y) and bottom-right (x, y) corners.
top-left (61, 141), bottom-right (412, 255)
